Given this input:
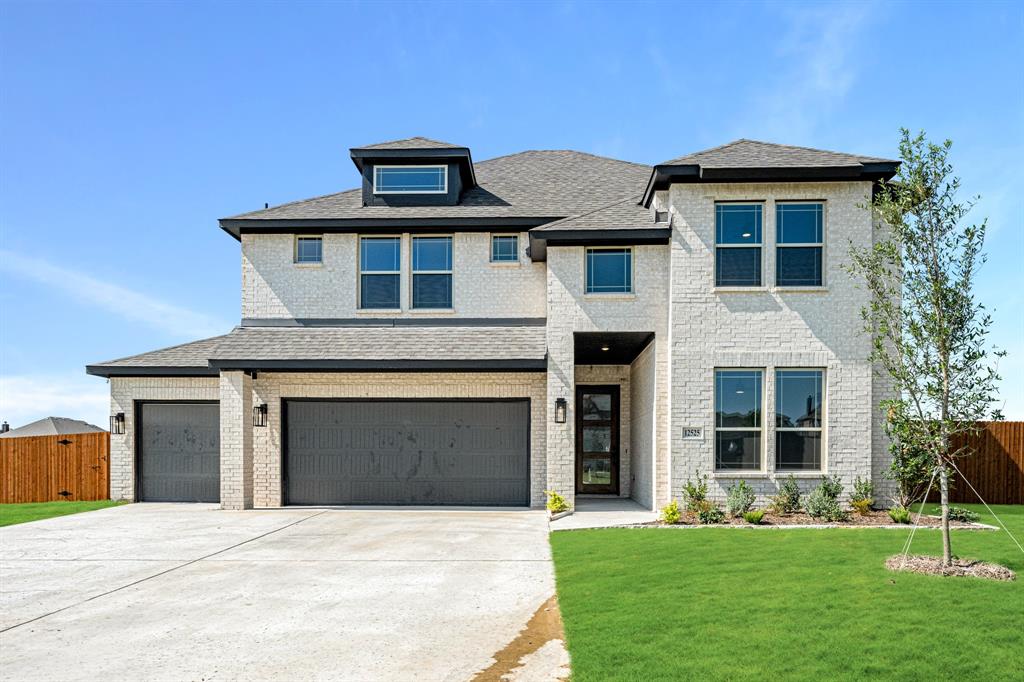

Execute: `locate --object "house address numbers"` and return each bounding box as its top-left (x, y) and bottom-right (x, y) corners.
top-left (682, 427), bottom-right (703, 440)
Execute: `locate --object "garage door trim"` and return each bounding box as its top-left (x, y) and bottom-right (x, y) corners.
top-left (134, 400), bottom-right (220, 503)
top-left (281, 397), bottom-right (531, 507)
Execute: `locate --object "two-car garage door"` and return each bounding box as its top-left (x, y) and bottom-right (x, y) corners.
top-left (284, 400), bottom-right (530, 506)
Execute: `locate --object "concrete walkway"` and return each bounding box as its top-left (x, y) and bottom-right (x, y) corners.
top-left (549, 498), bottom-right (658, 531)
top-left (0, 503), bottom-right (563, 681)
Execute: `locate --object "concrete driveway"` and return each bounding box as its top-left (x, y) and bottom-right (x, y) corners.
top-left (0, 503), bottom-right (564, 681)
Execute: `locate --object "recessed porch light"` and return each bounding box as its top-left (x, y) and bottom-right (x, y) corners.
top-left (601, 344), bottom-right (610, 352)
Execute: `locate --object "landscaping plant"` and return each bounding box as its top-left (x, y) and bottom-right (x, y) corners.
top-left (848, 129), bottom-right (1005, 566)
top-left (805, 476), bottom-right (848, 522)
top-left (725, 480), bottom-right (756, 517)
top-left (661, 499), bottom-right (682, 525)
top-left (742, 509), bottom-right (765, 525)
top-left (939, 506), bottom-right (979, 523)
top-left (544, 490), bottom-right (570, 514)
top-left (682, 472), bottom-right (709, 512)
top-left (849, 476), bottom-right (875, 515)
top-left (694, 500), bottom-right (725, 525)
top-left (888, 506), bottom-right (912, 524)
top-left (767, 474), bottom-right (802, 514)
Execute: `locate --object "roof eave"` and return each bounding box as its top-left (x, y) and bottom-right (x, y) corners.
top-left (218, 216), bottom-right (559, 240)
top-left (86, 365), bottom-right (219, 378)
top-left (207, 358), bottom-right (547, 372)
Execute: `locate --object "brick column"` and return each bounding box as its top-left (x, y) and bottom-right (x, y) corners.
top-left (220, 370), bottom-right (253, 510)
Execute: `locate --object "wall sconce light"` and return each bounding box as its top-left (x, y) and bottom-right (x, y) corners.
top-left (253, 403), bottom-right (268, 427)
top-left (110, 412), bottom-right (125, 435)
top-left (554, 398), bottom-right (567, 424)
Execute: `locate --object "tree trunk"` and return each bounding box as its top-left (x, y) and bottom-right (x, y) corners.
top-left (939, 465), bottom-right (952, 566)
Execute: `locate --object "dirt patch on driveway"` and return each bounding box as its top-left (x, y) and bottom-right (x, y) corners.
top-left (473, 594), bottom-right (569, 681)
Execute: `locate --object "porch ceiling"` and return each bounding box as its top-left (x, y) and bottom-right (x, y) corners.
top-left (574, 332), bottom-right (654, 365)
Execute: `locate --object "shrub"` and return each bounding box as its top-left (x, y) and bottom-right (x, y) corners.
top-left (805, 476), bottom-right (848, 522)
top-left (850, 499), bottom-right (873, 516)
top-left (888, 506), bottom-right (912, 524)
top-left (694, 499), bottom-right (725, 525)
top-left (767, 474), bottom-right (802, 514)
top-left (661, 500), bottom-right (682, 525)
top-left (936, 506), bottom-right (980, 523)
top-left (850, 476), bottom-right (875, 510)
top-left (683, 472), bottom-right (709, 512)
top-left (544, 490), bottom-right (569, 514)
top-left (726, 480), bottom-right (756, 517)
top-left (742, 509), bottom-right (765, 525)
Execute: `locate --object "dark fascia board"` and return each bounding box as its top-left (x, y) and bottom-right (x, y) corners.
top-left (86, 365), bottom-right (219, 378)
top-left (527, 228), bottom-right (670, 262)
top-left (219, 216), bottom-right (556, 240)
top-left (240, 317), bottom-right (547, 328)
top-left (641, 162), bottom-right (900, 206)
top-left (208, 358), bottom-right (547, 372)
top-left (349, 147), bottom-right (477, 188)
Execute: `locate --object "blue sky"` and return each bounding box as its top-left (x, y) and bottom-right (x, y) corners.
top-left (1, 0), bottom-right (1021, 427)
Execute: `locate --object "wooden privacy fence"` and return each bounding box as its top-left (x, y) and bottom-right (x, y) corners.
top-left (0, 432), bottom-right (110, 503)
top-left (937, 421), bottom-right (1024, 505)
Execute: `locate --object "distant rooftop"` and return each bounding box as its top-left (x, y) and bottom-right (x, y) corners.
top-left (0, 416), bottom-right (106, 438)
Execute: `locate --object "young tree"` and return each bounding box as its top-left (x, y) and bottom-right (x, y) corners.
top-left (849, 129), bottom-right (1004, 566)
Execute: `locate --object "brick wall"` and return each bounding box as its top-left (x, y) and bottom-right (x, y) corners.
top-left (219, 371), bottom-right (253, 510)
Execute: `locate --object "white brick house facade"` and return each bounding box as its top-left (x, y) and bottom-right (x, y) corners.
top-left (91, 138), bottom-right (898, 512)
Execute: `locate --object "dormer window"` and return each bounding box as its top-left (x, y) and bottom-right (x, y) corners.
top-left (373, 165), bottom-right (447, 194)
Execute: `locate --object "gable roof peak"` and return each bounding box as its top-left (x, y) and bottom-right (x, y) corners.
top-left (351, 136), bottom-right (464, 151)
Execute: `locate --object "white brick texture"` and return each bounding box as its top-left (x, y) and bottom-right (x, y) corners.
top-left (219, 371), bottom-right (254, 510)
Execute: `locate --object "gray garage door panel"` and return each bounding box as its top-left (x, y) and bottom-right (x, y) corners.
top-left (139, 403), bottom-right (220, 503)
top-left (285, 400), bottom-right (529, 506)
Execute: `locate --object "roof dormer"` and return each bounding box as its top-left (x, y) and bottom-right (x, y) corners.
top-left (350, 137), bottom-right (476, 207)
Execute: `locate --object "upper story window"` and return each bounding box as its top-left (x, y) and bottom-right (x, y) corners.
top-left (295, 236), bottom-right (322, 264)
top-left (412, 236), bottom-right (453, 309)
top-left (491, 235), bottom-right (519, 263)
top-left (714, 369), bottom-right (763, 471)
top-left (776, 203), bottom-right (824, 287)
top-left (776, 369), bottom-right (824, 471)
top-left (359, 237), bottom-right (401, 309)
top-left (586, 248), bottom-right (633, 294)
top-left (715, 203), bottom-right (762, 287)
top-left (373, 165), bottom-right (447, 194)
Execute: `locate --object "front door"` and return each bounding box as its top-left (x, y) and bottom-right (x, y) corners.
top-left (575, 385), bottom-right (620, 494)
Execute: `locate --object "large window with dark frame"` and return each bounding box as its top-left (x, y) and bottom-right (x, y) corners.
top-left (715, 203), bottom-right (763, 287)
top-left (373, 165), bottom-right (447, 194)
top-left (359, 237), bottom-right (401, 309)
top-left (714, 369), bottom-right (763, 470)
top-left (412, 236), bottom-right (453, 309)
top-left (585, 248), bottom-right (633, 294)
top-left (776, 202), bottom-right (824, 287)
top-left (775, 369), bottom-right (824, 471)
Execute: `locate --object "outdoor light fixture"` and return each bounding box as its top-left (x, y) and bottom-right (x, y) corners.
top-left (253, 403), bottom-right (268, 427)
top-left (554, 398), bottom-right (567, 424)
top-left (601, 344), bottom-right (610, 352)
top-left (110, 412), bottom-right (125, 435)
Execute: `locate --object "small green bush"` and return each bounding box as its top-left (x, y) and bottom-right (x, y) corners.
top-left (742, 509), bottom-right (765, 525)
top-left (544, 490), bottom-right (569, 514)
top-left (850, 476), bottom-right (875, 511)
top-left (661, 499), bottom-right (682, 525)
top-left (936, 506), bottom-right (980, 523)
top-left (694, 499), bottom-right (725, 524)
top-left (805, 476), bottom-right (848, 522)
top-left (888, 506), bottom-right (912, 524)
top-left (726, 480), bottom-right (756, 517)
top-left (849, 499), bottom-right (873, 516)
top-left (768, 474), bottom-right (802, 514)
top-left (683, 473), bottom-right (709, 512)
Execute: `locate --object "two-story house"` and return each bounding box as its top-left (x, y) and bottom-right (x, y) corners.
top-left (87, 137), bottom-right (899, 511)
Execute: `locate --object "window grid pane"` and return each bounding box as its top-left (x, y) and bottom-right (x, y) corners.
top-left (776, 203), bottom-right (823, 244)
top-left (716, 204), bottom-right (762, 287)
top-left (374, 166), bottom-right (446, 193)
top-left (715, 369), bottom-right (763, 470)
top-left (360, 237), bottom-right (400, 272)
top-left (716, 204), bottom-right (762, 244)
top-left (412, 237), bottom-right (452, 308)
top-left (295, 237), bottom-right (322, 263)
top-left (716, 248), bottom-right (762, 287)
top-left (776, 247), bottom-right (823, 287)
top-left (775, 369), bottom-right (824, 471)
top-left (491, 235), bottom-right (519, 262)
top-left (776, 203), bottom-right (823, 287)
top-left (585, 248), bottom-right (632, 294)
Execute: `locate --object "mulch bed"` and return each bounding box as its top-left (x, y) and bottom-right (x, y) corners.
top-left (649, 510), bottom-right (981, 528)
top-left (886, 555), bottom-right (1016, 581)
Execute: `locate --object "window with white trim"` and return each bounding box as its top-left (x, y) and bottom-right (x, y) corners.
top-left (776, 203), bottom-right (824, 287)
top-left (585, 248), bottom-right (632, 294)
top-left (491, 235), bottom-right (519, 262)
top-left (775, 369), bottom-right (824, 471)
top-left (714, 369), bottom-right (763, 470)
top-left (412, 236), bottom-right (452, 308)
top-left (373, 165), bottom-right (447, 194)
top-left (359, 237), bottom-right (401, 309)
top-left (715, 203), bottom-right (762, 287)
top-left (295, 236), bottom-right (322, 264)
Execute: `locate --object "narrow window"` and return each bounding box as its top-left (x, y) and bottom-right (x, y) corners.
top-left (359, 237), bottom-right (401, 309)
top-left (373, 165), bottom-right (447, 194)
top-left (715, 370), bottom-right (763, 470)
top-left (491, 235), bottom-right (519, 263)
top-left (775, 370), bottom-right (824, 471)
top-left (586, 248), bottom-right (632, 294)
top-left (295, 236), bottom-right (322, 264)
top-left (654, 210), bottom-right (669, 224)
top-left (412, 236), bottom-right (452, 309)
top-left (715, 204), bottom-right (762, 287)
top-left (776, 203), bottom-right (824, 287)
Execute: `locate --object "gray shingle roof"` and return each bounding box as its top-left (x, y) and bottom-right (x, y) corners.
top-left (352, 137), bottom-right (463, 151)
top-left (661, 139), bottom-right (896, 168)
top-left (224, 150), bottom-right (651, 221)
top-left (209, 325), bottom-right (546, 362)
top-left (0, 417), bottom-right (106, 438)
top-left (533, 195), bottom-right (653, 231)
top-left (87, 335), bottom-right (229, 371)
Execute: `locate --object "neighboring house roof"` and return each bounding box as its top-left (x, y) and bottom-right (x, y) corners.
top-left (0, 416), bottom-right (106, 438)
top-left (351, 137), bottom-right (464, 151)
top-left (220, 150), bottom-right (652, 230)
top-left (659, 139), bottom-right (897, 168)
top-left (86, 335), bottom-right (228, 377)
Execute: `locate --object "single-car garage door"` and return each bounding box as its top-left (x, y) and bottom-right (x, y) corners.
top-left (284, 399), bottom-right (529, 506)
top-left (138, 402), bottom-right (220, 502)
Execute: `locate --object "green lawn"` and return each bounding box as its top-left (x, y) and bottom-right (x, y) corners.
top-left (0, 500), bottom-right (125, 527)
top-left (551, 504), bottom-right (1024, 681)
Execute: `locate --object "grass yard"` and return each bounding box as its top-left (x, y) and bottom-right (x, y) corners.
top-left (0, 500), bottom-right (125, 527)
top-left (551, 504), bottom-right (1024, 681)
